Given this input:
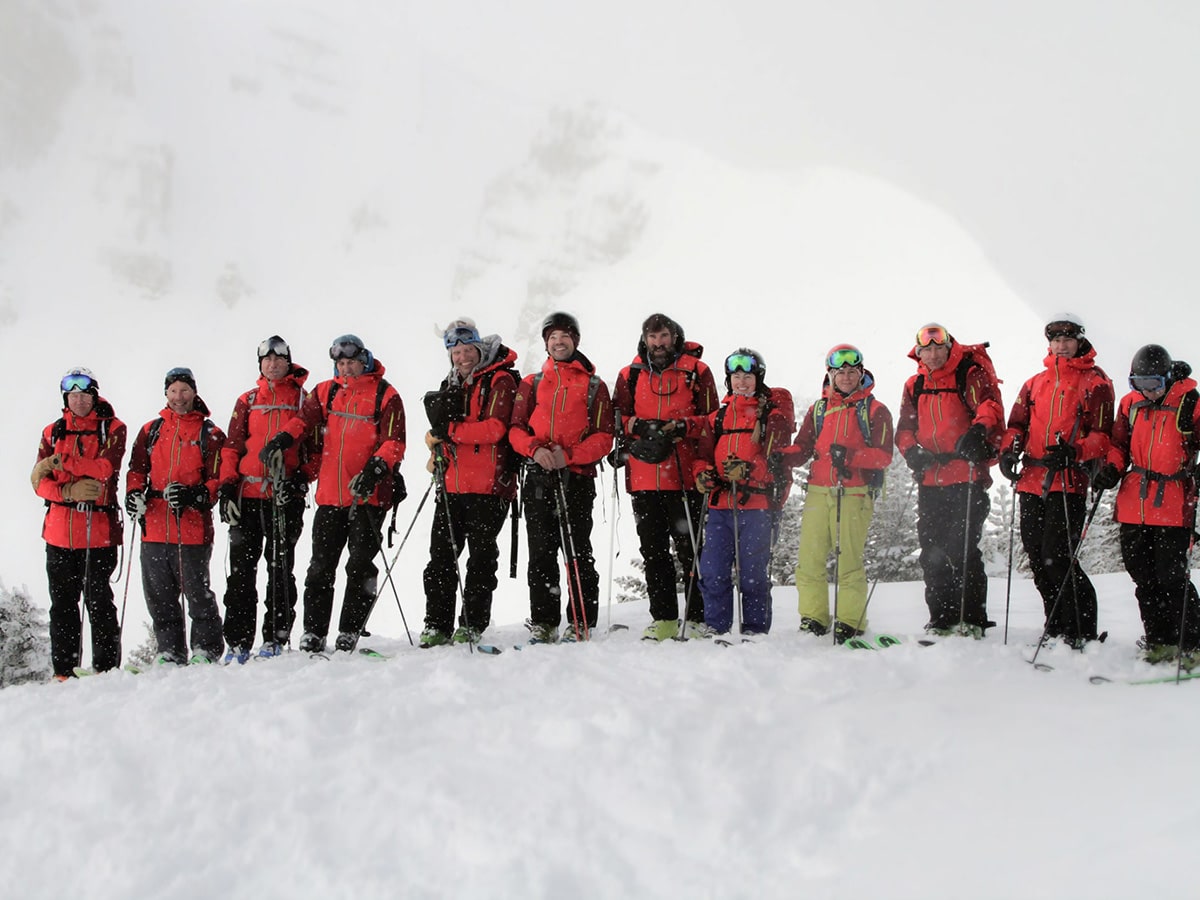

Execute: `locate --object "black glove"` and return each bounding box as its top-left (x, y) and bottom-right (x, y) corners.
top-left (258, 432), bottom-right (295, 473)
top-left (955, 424), bottom-right (992, 464)
top-left (218, 483), bottom-right (241, 525)
top-left (1092, 463), bottom-right (1122, 492)
top-left (998, 450), bottom-right (1021, 483)
top-left (606, 438), bottom-right (630, 469)
top-left (1042, 440), bottom-right (1077, 472)
top-left (828, 443), bottom-right (852, 480)
top-left (273, 474), bottom-right (308, 507)
top-left (348, 456), bottom-right (389, 500)
top-left (904, 445), bottom-right (936, 474)
top-left (165, 482), bottom-right (209, 512)
top-left (723, 457), bottom-right (751, 481)
top-left (423, 386), bottom-right (466, 438)
top-left (125, 490), bottom-right (146, 519)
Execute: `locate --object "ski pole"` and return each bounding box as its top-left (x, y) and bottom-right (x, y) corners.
top-left (555, 469), bottom-right (590, 641)
top-left (832, 479), bottom-right (844, 645)
top-left (956, 462), bottom-right (976, 635)
top-left (119, 514), bottom-right (139, 635)
top-left (1002, 486), bottom-right (1018, 645)
top-left (360, 476), bottom-right (434, 644)
top-left (605, 459), bottom-right (620, 633)
top-left (79, 505), bottom-right (94, 669)
top-left (729, 476), bottom-right (744, 636)
top-left (674, 445), bottom-right (703, 638)
top-left (1174, 528), bottom-right (1197, 685)
top-left (435, 450), bottom-right (473, 653)
top-left (1028, 489), bottom-right (1103, 668)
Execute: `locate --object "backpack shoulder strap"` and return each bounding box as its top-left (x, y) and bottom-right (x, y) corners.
top-left (145, 417), bottom-right (165, 454)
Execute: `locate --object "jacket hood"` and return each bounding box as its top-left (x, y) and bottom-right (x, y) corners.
top-left (61, 396), bottom-right (116, 420)
top-left (448, 337), bottom-right (517, 387)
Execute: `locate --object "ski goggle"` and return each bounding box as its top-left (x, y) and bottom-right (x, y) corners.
top-left (258, 336), bottom-right (290, 360)
top-left (444, 325), bottom-right (481, 349)
top-left (60, 372), bottom-right (96, 393)
top-left (915, 325), bottom-right (950, 348)
top-left (329, 338), bottom-right (365, 361)
top-left (165, 366), bottom-right (194, 384)
top-left (1046, 327), bottom-right (1081, 342)
top-left (1130, 374), bottom-right (1167, 394)
top-left (826, 348), bottom-right (863, 369)
top-left (725, 353), bottom-right (759, 374)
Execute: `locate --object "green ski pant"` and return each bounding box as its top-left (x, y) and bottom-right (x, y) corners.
top-left (795, 484), bottom-right (875, 629)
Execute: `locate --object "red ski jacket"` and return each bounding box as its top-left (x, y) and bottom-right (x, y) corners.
top-left (509, 353), bottom-right (614, 476)
top-left (219, 365), bottom-right (318, 500)
top-left (35, 398), bottom-right (127, 549)
top-left (784, 376), bottom-right (894, 490)
top-left (439, 345), bottom-right (519, 499)
top-left (1106, 378), bottom-right (1200, 527)
top-left (1001, 348), bottom-right (1114, 496)
top-left (692, 392), bottom-right (793, 510)
top-left (895, 342), bottom-right (1005, 487)
top-left (278, 361), bottom-right (405, 508)
top-left (612, 343), bottom-right (720, 492)
top-left (126, 400), bottom-right (226, 546)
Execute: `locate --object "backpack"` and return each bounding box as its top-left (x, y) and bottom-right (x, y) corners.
top-left (712, 387), bottom-right (796, 510)
top-left (146, 416), bottom-right (216, 458)
top-left (812, 393), bottom-right (885, 495)
top-left (476, 364), bottom-right (522, 482)
top-left (911, 342), bottom-right (1000, 414)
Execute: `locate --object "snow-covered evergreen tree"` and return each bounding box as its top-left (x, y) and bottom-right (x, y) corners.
top-left (0, 581), bottom-right (51, 687)
top-left (864, 456), bottom-right (922, 583)
top-left (127, 620), bottom-right (158, 669)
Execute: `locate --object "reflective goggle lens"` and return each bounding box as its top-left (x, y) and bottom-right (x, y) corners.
top-left (1047, 329), bottom-right (1080, 342)
top-left (444, 326), bottom-right (481, 349)
top-left (1130, 375), bottom-right (1167, 393)
top-left (827, 348), bottom-right (863, 369)
top-left (258, 337), bottom-right (290, 359)
top-left (61, 373), bottom-right (95, 393)
top-left (329, 340), bottom-right (363, 361)
top-left (165, 366), bottom-right (193, 382)
top-left (725, 353), bottom-right (758, 374)
top-left (915, 326), bottom-right (949, 347)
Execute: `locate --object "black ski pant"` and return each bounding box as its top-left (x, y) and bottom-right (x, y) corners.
top-left (141, 541), bottom-right (224, 660)
top-left (523, 468), bottom-right (599, 630)
top-left (46, 544), bottom-right (120, 677)
top-left (422, 492), bottom-right (510, 635)
top-left (917, 482), bottom-right (990, 629)
top-left (630, 489), bottom-right (705, 623)
top-left (1019, 491), bottom-right (1098, 642)
top-left (302, 504), bottom-right (384, 640)
top-left (1120, 523), bottom-right (1200, 651)
top-left (222, 497), bottom-right (306, 650)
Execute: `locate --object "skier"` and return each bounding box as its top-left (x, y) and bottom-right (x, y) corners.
top-left (125, 367), bottom-right (226, 665)
top-left (508, 312), bottom-right (614, 643)
top-left (895, 323), bottom-right (1005, 637)
top-left (258, 334), bottom-right (406, 654)
top-left (784, 344), bottom-right (894, 643)
top-left (612, 313), bottom-right (719, 641)
top-left (691, 349), bottom-right (792, 639)
top-left (1098, 344), bottom-right (1200, 664)
top-left (998, 314), bottom-right (1114, 648)
top-left (216, 336), bottom-right (317, 662)
top-left (33, 368), bottom-right (127, 680)
top-left (418, 318), bottom-right (519, 647)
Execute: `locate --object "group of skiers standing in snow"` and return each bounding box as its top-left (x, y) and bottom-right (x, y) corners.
top-left (32, 311), bottom-right (1200, 679)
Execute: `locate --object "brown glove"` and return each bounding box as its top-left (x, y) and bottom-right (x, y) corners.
top-left (723, 457), bottom-right (751, 482)
top-left (695, 469), bottom-right (719, 493)
top-left (30, 454), bottom-right (63, 490)
top-left (63, 478), bottom-right (103, 503)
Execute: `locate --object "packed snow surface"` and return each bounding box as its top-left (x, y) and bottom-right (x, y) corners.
top-left (1, 572), bottom-right (1190, 899)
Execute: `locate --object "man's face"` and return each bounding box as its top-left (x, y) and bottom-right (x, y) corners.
top-left (337, 358), bottom-right (366, 378)
top-left (451, 343), bottom-right (481, 378)
top-left (546, 329), bottom-right (576, 362)
top-left (1049, 335), bottom-right (1079, 359)
top-left (916, 342), bottom-right (950, 372)
top-left (166, 381), bottom-right (196, 415)
top-left (645, 328), bottom-right (675, 365)
top-left (260, 353), bottom-right (290, 382)
top-left (832, 365), bottom-right (864, 394)
top-left (66, 392), bottom-right (95, 417)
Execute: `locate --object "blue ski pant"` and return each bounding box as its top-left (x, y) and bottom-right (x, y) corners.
top-left (699, 507), bottom-right (773, 634)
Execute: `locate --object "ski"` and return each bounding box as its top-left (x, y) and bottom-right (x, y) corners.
top-left (844, 636), bottom-right (874, 650)
top-left (1090, 670), bottom-right (1200, 686)
top-left (875, 634), bottom-right (901, 648)
top-left (472, 644), bottom-right (503, 655)
top-left (358, 647), bottom-right (390, 660)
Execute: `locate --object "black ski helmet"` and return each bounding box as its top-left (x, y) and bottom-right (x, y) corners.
top-left (257, 335), bottom-right (291, 362)
top-left (724, 347), bottom-right (768, 395)
top-left (1130, 344), bottom-right (1172, 380)
top-left (541, 311), bottom-right (581, 343)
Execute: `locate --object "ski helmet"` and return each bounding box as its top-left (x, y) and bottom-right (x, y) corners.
top-left (724, 348), bottom-right (767, 394)
top-left (61, 366), bottom-right (99, 405)
top-left (541, 311), bottom-right (581, 343)
top-left (1044, 313), bottom-right (1085, 342)
top-left (164, 366), bottom-right (197, 393)
top-left (328, 334), bottom-right (374, 373)
top-left (257, 335), bottom-right (291, 362)
top-left (1130, 344), bottom-right (1172, 379)
top-left (825, 344), bottom-right (864, 370)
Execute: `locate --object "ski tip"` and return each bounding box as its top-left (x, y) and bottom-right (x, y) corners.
top-left (475, 644), bottom-right (503, 655)
top-left (1088, 675), bottom-right (1114, 684)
